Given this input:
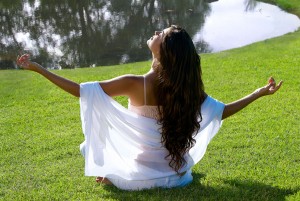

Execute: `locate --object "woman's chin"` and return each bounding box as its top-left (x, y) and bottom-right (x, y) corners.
top-left (147, 41), bottom-right (151, 49)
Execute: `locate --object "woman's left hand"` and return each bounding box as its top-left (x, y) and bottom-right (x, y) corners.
top-left (254, 77), bottom-right (283, 97)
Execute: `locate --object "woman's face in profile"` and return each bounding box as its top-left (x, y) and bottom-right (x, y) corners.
top-left (147, 27), bottom-right (171, 57)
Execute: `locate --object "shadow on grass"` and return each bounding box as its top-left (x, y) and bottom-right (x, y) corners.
top-left (100, 173), bottom-right (298, 201)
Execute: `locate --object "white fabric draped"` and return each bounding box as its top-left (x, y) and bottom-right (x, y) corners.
top-left (79, 82), bottom-right (225, 181)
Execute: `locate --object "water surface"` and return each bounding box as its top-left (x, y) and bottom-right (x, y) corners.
top-left (0, 0), bottom-right (299, 69)
top-left (197, 0), bottom-right (300, 52)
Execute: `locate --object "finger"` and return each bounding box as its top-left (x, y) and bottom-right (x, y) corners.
top-left (17, 55), bottom-right (22, 62)
top-left (19, 54), bottom-right (30, 62)
top-left (271, 80), bottom-right (283, 94)
top-left (18, 58), bottom-right (28, 66)
top-left (268, 76), bottom-right (275, 84)
top-left (21, 54), bottom-right (29, 59)
top-left (23, 54), bottom-right (30, 58)
top-left (16, 57), bottom-right (23, 66)
top-left (265, 83), bottom-right (273, 90)
top-left (21, 53), bottom-right (29, 57)
top-left (17, 59), bottom-right (26, 66)
top-left (276, 80), bottom-right (283, 89)
top-left (18, 55), bottom-right (25, 62)
top-left (21, 61), bottom-right (29, 68)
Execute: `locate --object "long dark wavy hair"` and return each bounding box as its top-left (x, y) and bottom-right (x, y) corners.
top-left (156, 25), bottom-right (206, 173)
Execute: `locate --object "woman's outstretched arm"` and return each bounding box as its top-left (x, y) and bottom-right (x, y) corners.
top-left (222, 78), bottom-right (283, 120)
top-left (17, 54), bottom-right (80, 97)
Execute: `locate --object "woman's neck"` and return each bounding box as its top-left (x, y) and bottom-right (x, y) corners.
top-left (150, 58), bottom-right (160, 72)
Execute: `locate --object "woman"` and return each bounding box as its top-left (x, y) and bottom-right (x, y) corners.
top-left (17, 25), bottom-right (283, 190)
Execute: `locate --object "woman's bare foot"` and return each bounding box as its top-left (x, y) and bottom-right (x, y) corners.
top-left (96, 177), bottom-right (113, 185)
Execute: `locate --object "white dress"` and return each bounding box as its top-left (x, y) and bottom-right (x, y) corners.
top-left (79, 81), bottom-right (225, 190)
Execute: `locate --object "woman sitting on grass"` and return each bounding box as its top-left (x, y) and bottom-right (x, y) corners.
top-left (17, 25), bottom-right (282, 190)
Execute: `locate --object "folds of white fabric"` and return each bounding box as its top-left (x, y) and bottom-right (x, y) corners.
top-left (79, 81), bottom-right (225, 181)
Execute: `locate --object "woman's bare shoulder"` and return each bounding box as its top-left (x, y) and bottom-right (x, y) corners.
top-left (100, 74), bottom-right (144, 97)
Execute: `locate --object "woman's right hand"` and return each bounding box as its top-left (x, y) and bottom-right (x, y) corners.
top-left (16, 54), bottom-right (40, 71)
top-left (17, 54), bottom-right (80, 97)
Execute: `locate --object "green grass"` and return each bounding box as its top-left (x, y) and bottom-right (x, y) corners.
top-left (1, 2), bottom-right (300, 201)
top-left (260, 0), bottom-right (300, 15)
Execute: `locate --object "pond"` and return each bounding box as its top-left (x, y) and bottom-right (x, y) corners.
top-left (0, 0), bottom-right (299, 69)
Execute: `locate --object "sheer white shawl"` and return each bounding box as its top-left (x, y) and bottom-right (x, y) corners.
top-left (79, 82), bottom-right (225, 180)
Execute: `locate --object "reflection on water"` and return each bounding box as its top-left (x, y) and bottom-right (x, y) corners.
top-left (0, 0), bottom-right (299, 69)
top-left (196, 0), bottom-right (300, 52)
top-left (0, 0), bottom-right (211, 69)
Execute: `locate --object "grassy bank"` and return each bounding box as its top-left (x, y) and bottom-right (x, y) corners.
top-left (1, 1), bottom-right (300, 201)
top-left (262, 0), bottom-right (300, 15)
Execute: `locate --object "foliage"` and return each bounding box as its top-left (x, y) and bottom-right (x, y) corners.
top-left (0, 0), bottom-right (210, 69)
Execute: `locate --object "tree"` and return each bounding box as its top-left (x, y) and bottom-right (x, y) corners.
top-left (0, 0), bottom-right (213, 69)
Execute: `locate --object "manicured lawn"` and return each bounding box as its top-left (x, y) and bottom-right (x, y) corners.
top-left (262, 0), bottom-right (300, 15)
top-left (1, 1), bottom-right (299, 200)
